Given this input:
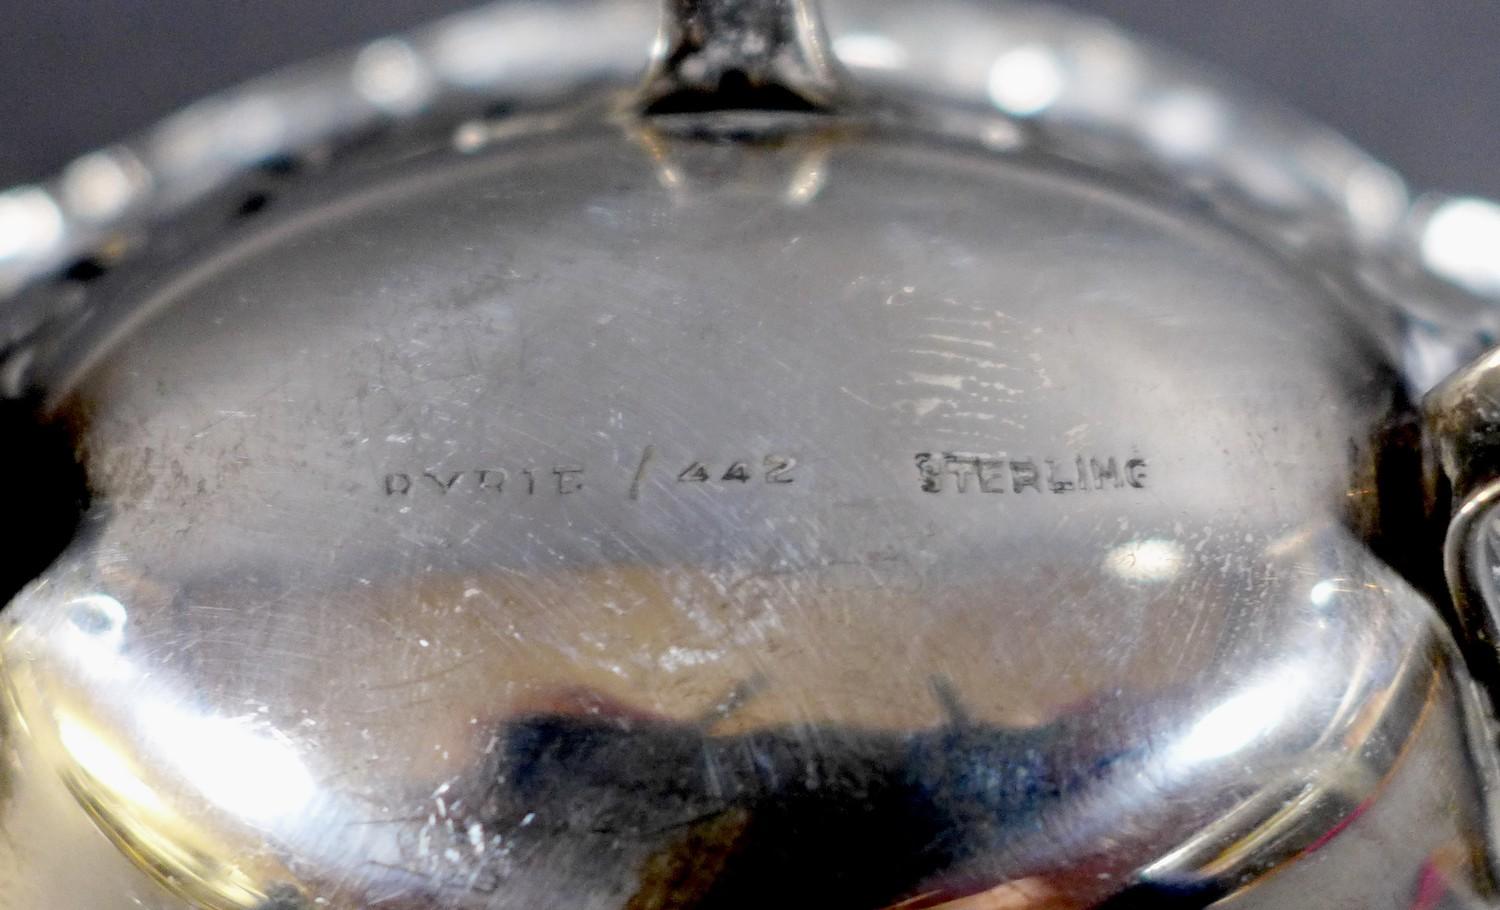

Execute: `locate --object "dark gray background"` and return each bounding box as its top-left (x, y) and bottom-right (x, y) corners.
top-left (1, 1), bottom-right (1496, 197)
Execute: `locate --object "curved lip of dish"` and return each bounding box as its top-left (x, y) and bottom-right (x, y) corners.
top-left (0, 0), bottom-right (1496, 395)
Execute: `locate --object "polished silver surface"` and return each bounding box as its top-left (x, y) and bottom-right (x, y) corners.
top-left (4, 2), bottom-right (1500, 909)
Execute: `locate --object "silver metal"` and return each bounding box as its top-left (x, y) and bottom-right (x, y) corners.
top-left (4, 2), bottom-right (1500, 909)
top-left (641, 0), bottom-right (848, 110)
top-left (1425, 349), bottom-right (1500, 682)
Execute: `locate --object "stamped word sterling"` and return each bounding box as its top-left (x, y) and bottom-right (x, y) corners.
top-left (915, 452), bottom-right (1148, 494)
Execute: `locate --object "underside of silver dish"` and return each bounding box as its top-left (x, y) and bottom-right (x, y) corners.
top-left (4, 2), bottom-right (1500, 908)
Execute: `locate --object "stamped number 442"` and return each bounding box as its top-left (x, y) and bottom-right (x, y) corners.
top-left (677, 455), bottom-right (796, 485)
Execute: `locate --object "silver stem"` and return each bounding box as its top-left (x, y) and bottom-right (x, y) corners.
top-left (641, 0), bottom-right (847, 112)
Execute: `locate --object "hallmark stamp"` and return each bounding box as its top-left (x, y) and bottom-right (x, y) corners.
top-left (675, 455), bottom-right (797, 486)
top-left (384, 466), bottom-right (585, 497)
top-left (914, 452), bottom-right (1147, 494)
top-left (381, 449), bottom-right (797, 503)
top-left (380, 445), bottom-right (1144, 505)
